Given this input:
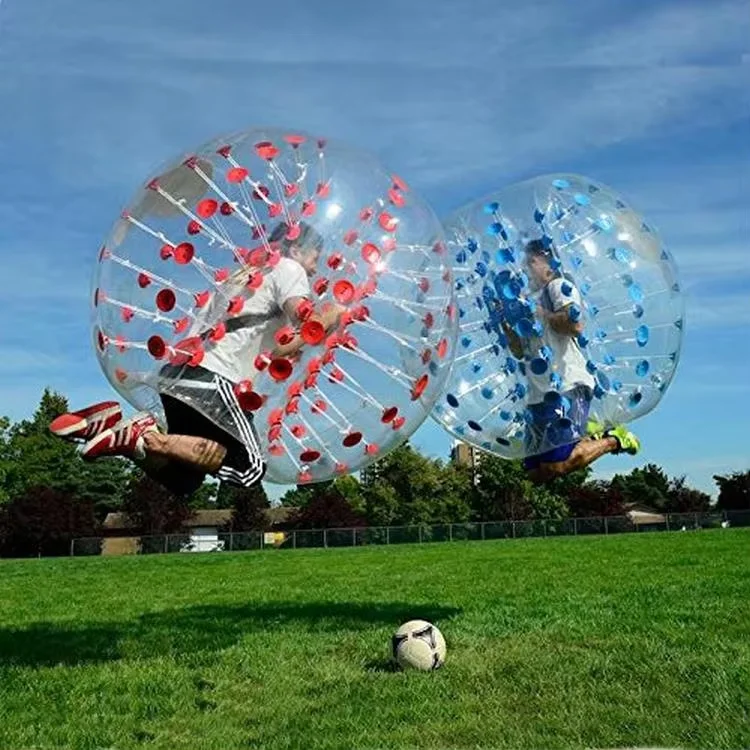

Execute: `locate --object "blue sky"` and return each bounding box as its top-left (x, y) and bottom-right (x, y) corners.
top-left (0, 0), bottom-right (748, 499)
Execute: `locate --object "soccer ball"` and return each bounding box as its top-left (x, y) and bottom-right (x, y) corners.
top-left (391, 619), bottom-right (447, 671)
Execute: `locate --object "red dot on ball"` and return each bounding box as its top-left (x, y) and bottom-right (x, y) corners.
top-left (300, 449), bottom-right (321, 463)
top-left (156, 289), bottom-right (176, 312)
top-left (381, 406), bottom-right (398, 423)
top-left (196, 199), bottom-right (218, 218)
top-left (147, 335), bottom-right (167, 359)
top-left (411, 374), bottom-right (429, 400)
top-left (174, 242), bottom-right (194, 265)
top-left (301, 320), bottom-right (325, 346)
top-left (269, 358), bottom-right (293, 381)
top-left (333, 280), bottom-right (355, 304)
top-left (342, 431), bottom-right (362, 448)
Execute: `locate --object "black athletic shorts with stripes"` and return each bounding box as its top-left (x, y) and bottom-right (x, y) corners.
top-left (156, 365), bottom-right (266, 496)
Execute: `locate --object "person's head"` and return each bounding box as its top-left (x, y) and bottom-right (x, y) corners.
top-left (524, 238), bottom-right (558, 288)
top-left (269, 221), bottom-right (325, 277)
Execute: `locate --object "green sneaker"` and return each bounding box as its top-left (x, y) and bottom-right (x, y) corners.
top-left (606, 425), bottom-right (641, 455)
top-left (586, 419), bottom-right (606, 440)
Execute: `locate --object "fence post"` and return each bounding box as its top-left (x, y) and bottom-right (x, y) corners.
top-left (352, 528), bottom-right (356, 547)
top-left (229, 532), bottom-right (234, 551)
top-left (512, 521), bottom-right (516, 538)
top-left (666, 515), bottom-right (670, 532)
top-left (694, 512), bottom-right (699, 529)
top-left (481, 522), bottom-right (486, 541)
top-left (293, 531), bottom-right (297, 549)
top-left (259, 531), bottom-right (264, 550)
top-left (323, 529), bottom-right (328, 548)
top-left (70, 538), bottom-right (75, 557)
top-left (604, 517), bottom-right (609, 535)
top-left (386, 526), bottom-right (390, 545)
top-left (449, 524), bottom-right (453, 542)
top-left (164, 535), bottom-right (169, 554)
top-left (573, 518), bottom-right (578, 536)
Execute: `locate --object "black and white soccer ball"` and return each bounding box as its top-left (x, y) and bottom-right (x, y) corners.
top-left (391, 619), bottom-right (447, 671)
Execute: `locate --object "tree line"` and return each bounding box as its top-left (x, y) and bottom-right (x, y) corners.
top-left (1, 389), bottom-right (748, 557)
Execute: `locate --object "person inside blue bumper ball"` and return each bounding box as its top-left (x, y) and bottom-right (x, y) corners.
top-left (503, 239), bottom-right (641, 484)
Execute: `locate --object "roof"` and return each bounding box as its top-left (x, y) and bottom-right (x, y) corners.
top-left (626, 509), bottom-right (666, 524)
top-left (103, 505), bottom-right (292, 531)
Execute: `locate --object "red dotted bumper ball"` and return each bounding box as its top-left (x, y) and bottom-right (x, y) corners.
top-left (91, 127), bottom-right (458, 484)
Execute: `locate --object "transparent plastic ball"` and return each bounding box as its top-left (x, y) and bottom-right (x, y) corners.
top-left (431, 173), bottom-right (684, 460)
top-left (92, 127), bottom-right (457, 483)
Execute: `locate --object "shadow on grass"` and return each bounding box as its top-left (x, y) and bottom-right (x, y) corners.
top-left (0, 600), bottom-right (461, 667)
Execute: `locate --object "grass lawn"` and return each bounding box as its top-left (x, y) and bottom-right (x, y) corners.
top-left (0, 529), bottom-right (748, 750)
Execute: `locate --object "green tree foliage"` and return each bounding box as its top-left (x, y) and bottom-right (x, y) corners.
top-left (566, 480), bottom-right (627, 518)
top-left (610, 463), bottom-right (672, 511)
top-left (473, 455), bottom-right (568, 521)
top-left (288, 486), bottom-right (367, 529)
top-left (0, 486), bottom-right (98, 558)
top-left (122, 472), bottom-right (193, 534)
top-left (359, 443), bottom-right (473, 526)
top-left (0, 390), bottom-right (132, 518)
top-left (611, 464), bottom-right (712, 513)
top-left (714, 470), bottom-right (750, 511)
top-left (216, 482), bottom-right (270, 531)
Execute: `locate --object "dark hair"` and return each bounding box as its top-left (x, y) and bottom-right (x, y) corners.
top-left (524, 238), bottom-right (554, 258)
top-left (268, 221), bottom-right (325, 256)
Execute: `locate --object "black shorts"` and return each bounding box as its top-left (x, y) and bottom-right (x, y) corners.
top-left (157, 365), bottom-right (266, 492)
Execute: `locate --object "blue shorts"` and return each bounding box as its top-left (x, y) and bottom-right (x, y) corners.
top-left (523, 385), bottom-right (592, 470)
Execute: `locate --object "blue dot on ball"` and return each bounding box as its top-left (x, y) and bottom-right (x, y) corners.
top-left (635, 360), bottom-right (649, 377)
top-left (552, 179), bottom-right (570, 189)
top-left (530, 358), bottom-right (548, 375)
top-left (629, 391), bottom-right (643, 408)
top-left (500, 410), bottom-right (512, 421)
top-left (574, 193), bottom-right (591, 206)
top-left (628, 284), bottom-right (644, 303)
top-left (481, 387), bottom-right (494, 400)
top-left (447, 394), bottom-right (459, 408)
top-left (636, 325), bottom-right (650, 346)
top-left (468, 420), bottom-right (483, 432)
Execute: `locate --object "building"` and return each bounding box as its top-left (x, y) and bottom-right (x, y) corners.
top-left (100, 507), bottom-right (293, 555)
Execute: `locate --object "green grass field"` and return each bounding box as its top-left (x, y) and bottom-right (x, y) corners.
top-left (0, 530), bottom-right (748, 750)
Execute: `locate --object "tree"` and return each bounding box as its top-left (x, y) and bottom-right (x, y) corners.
top-left (121, 472), bottom-right (193, 534)
top-left (216, 482), bottom-right (270, 531)
top-left (289, 486), bottom-right (367, 529)
top-left (666, 476), bottom-right (712, 513)
top-left (714, 470), bottom-right (750, 511)
top-left (472, 455), bottom-right (568, 521)
top-left (566, 480), bottom-right (627, 518)
top-left (1, 486), bottom-right (98, 558)
top-left (360, 443), bottom-right (472, 526)
top-left (0, 390), bottom-right (132, 516)
top-left (610, 463), bottom-right (671, 511)
top-left (189, 481), bottom-right (219, 509)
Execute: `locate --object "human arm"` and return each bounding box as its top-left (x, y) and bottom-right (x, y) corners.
top-left (502, 321), bottom-right (525, 359)
top-left (272, 298), bottom-right (345, 357)
top-left (540, 279), bottom-right (585, 337)
top-left (539, 304), bottom-right (584, 337)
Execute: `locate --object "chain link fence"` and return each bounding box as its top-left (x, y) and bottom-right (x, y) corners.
top-left (70, 509), bottom-right (749, 557)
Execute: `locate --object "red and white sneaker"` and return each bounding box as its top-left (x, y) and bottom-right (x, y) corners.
top-left (49, 401), bottom-right (123, 442)
top-left (81, 413), bottom-right (159, 461)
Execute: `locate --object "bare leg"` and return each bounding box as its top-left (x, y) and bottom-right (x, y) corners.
top-left (527, 436), bottom-right (619, 484)
top-left (142, 431), bottom-right (227, 474)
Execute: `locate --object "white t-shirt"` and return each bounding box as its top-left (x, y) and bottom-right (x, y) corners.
top-left (525, 276), bottom-right (595, 404)
top-left (200, 257), bottom-right (311, 383)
